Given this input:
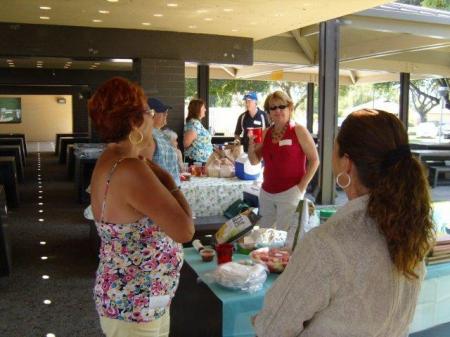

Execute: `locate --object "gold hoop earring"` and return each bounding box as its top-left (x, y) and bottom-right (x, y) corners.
top-left (129, 129), bottom-right (144, 145)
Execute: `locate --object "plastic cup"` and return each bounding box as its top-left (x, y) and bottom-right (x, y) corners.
top-left (247, 127), bottom-right (262, 143)
top-left (215, 243), bottom-right (233, 265)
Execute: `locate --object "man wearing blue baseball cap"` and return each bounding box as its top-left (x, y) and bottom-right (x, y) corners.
top-left (141, 98), bottom-right (181, 186)
top-left (234, 92), bottom-right (269, 152)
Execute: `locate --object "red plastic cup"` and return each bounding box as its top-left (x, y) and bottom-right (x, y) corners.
top-left (215, 243), bottom-right (233, 264)
top-left (247, 127), bottom-right (262, 143)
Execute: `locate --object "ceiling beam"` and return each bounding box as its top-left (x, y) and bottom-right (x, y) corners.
top-left (342, 58), bottom-right (450, 77)
top-left (341, 34), bottom-right (450, 62)
top-left (349, 70), bottom-right (357, 84)
top-left (290, 29), bottom-right (315, 64)
top-left (0, 22), bottom-right (253, 65)
top-left (235, 64), bottom-right (285, 79)
top-left (299, 25), bottom-right (320, 37)
top-left (220, 66), bottom-right (237, 78)
top-left (342, 15), bottom-right (450, 40)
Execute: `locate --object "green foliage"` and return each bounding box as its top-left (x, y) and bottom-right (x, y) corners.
top-left (185, 78), bottom-right (271, 107)
top-left (421, 0), bottom-right (450, 10)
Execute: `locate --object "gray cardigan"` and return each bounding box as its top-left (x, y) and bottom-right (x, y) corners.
top-left (254, 194), bottom-right (424, 337)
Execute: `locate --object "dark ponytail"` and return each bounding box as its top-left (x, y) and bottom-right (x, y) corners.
top-left (337, 109), bottom-right (434, 278)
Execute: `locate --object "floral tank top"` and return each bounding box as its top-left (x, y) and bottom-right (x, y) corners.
top-left (93, 159), bottom-right (183, 323)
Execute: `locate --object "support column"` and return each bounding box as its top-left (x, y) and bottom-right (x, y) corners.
top-left (316, 20), bottom-right (340, 205)
top-left (133, 58), bottom-right (185, 146)
top-left (399, 72), bottom-right (410, 128)
top-left (197, 65), bottom-right (210, 129)
top-left (306, 82), bottom-right (314, 133)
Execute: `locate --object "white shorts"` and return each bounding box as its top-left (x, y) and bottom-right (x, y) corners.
top-left (259, 185), bottom-right (304, 232)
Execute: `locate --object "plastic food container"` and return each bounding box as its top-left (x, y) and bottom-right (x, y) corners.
top-left (250, 247), bottom-right (291, 273)
top-left (319, 209), bottom-right (336, 224)
top-left (200, 248), bottom-right (215, 262)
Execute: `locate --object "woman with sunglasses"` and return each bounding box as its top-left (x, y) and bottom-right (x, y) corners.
top-left (248, 90), bottom-right (319, 231)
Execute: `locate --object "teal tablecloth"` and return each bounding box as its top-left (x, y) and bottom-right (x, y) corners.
top-left (184, 247), bottom-right (278, 337)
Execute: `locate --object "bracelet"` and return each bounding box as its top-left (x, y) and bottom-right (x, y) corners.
top-left (170, 187), bottom-right (180, 193)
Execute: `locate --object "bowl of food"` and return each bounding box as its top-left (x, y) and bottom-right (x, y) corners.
top-left (200, 248), bottom-right (215, 262)
top-left (250, 247), bottom-right (290, 273)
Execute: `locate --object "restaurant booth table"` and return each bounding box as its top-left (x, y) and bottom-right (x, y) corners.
top-left (173, 248), bottom-right (450, 337)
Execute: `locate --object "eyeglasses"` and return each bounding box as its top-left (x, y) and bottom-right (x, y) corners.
top-left (143, 109), bottom-right (155, 117)
top-left (269, 105), bottom-right (288, 111)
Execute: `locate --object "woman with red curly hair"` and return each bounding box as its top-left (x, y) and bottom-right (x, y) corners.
top-left (254, 109), bottom-right (434, 337)
top-left (88, 77), bottom-right (194, 337)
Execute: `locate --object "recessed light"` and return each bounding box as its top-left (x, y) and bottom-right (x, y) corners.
top-left (204, 17), bottom-right (213, 21)
top-left (111, 58), bottom-right (133, 63)
top-left (40, 241), bottom-right (46, 245)
top-left (93, 19), bottom-right (103, 23)
top-left (43, 299), bottom-right (52, 305)
top-left (39, 202), bottom-right (43, 206)
top-left (223, 8), bottom-right (233, 12)
top-left (9, 64), bottom-right (15, 67)
top-left (94, 62), bottom-right (100, 65)
top-left (39, 196), bottom-right (43, 199)
top-left (197, 9), bottom-right (207, 13)
top-left (46, 333), bottom-right (56, 337)
top-left (39, 218), bottom-right (44, 222)
top-left (41, 256), bottom-right (48, 260)
top-left (153, 13), bottom-right (163, 17)
top-left (6, 59), bottom-right (13, 62)
top-left (39, 210), bottom-right (44, 213)
top-left (142, 22), bottom-right (151, 26)
top-left (40, 6), bottom-right (51, 10)
top-left (107, 0), bottom-right (119, 2)
top-left (42, 275), bottom-right (50, 279)
top-left (40, 16), bottom-right (50, 20)
top-left (167, 3), bottom-right (178, 7)
top-left (98, 10), bottom-right (110, 14)
top-left (66, 61), bottom-right (72, 64)
top-left (231, 29), bottom-right (238, 32)
top-left (188, 25), bottom-right (197, 29)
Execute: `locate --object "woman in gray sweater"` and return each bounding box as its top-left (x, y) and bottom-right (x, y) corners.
top-left (254, 109), bottom-right (434, 337)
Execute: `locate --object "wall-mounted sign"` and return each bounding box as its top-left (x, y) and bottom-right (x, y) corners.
top-left (0, 97), bottom-right (21, 123)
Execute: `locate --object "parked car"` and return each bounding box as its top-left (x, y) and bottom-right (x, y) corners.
top-left (416, 122), bottom-right (439, 138)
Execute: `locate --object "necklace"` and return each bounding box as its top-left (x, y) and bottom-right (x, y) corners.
top-left (271, 122), bottom-right (289, 143)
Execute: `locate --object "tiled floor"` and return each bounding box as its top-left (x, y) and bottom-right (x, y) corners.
top-left (27, 141), bottom-right (54, 153)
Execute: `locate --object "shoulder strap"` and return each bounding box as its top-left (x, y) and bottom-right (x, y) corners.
top-left (241, 112), bottom-right (244, 131)
top-left (99, 158), bottom-right (126, 223)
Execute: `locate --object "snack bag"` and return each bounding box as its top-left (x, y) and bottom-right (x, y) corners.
top-left (215, 209), bottom-right (261, 244)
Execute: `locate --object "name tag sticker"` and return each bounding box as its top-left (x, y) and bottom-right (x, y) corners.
top-left (149, 295), bottom-right (170, 309)
top-left (253, 120), bottom-right (262, 125)
top-left (279, 139), bottom-right (292, 146)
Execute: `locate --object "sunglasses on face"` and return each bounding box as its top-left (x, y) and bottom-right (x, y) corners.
top-left (269, 104), bottom-right (288, 111)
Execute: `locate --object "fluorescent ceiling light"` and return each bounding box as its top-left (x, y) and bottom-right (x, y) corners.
top-left (111, 58), bottom-right (133, 63)
top-left (40, 6), bottom-right (51, 10)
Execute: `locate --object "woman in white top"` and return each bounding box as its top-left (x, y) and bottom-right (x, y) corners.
top-left (254, 109), bottom-right (434, 337)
